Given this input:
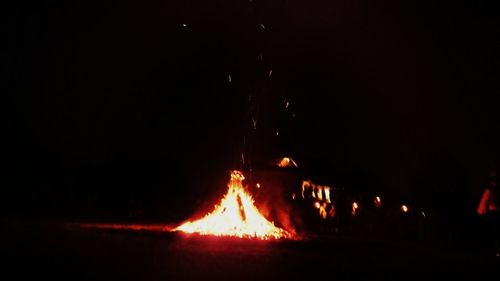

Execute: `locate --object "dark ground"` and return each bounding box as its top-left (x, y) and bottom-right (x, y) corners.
top-left (2, 219), bottom-right (498, 281)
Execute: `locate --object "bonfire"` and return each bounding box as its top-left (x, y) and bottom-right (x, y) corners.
top-left (174, 170), bottom-right (294, 239)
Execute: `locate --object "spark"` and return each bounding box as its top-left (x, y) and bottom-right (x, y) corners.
top-left (260, 23), bottom-right (266, 30)
top-left (182, 23), bottom-right (187, 27)
top-left (228, 75), bottom-right (232, 83)
top-left (268, 69), bottom-right (272, 77)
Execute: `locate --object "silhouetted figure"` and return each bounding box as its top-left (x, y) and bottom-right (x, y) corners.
top-left (477, 171), bottom-right (500, 256)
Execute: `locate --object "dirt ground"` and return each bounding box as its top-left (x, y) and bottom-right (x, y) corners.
top-left (1, 219), bottom-right (498, 281)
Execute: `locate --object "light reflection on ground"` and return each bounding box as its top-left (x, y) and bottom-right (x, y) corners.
top-left (75, 223), bottom-right (173, 232)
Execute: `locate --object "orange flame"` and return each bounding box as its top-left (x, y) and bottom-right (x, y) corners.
top-left (174, 170), bottom-right (294, 239)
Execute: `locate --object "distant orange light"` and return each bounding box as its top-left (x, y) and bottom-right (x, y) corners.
top-left (314, 202), bottom-right (321, 209)
top-left (301, 180), bottom-right (311, 198)
top-left (401, 205), bottom-right (409, 213)
top-left (319, 203), bottom-right (327, 219)
top-left (352, 202), bottom-right (359, 216)
top-left (324, 187), bottom-right (331, 203)
top-left (317, 187), bottom-right (323, 200)
top-left (374, 196), bottom-right (382, 208)
top-left (328, 204), bottom-right (336, 218)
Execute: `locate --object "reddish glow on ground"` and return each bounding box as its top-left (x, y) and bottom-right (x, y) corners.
top-left (77, 223), bottom-right (171, 232)
top-left (174, 170), bottom-right (294, 240)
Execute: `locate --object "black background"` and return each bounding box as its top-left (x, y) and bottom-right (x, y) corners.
top-left (3, 0), bottom-right (499, 222)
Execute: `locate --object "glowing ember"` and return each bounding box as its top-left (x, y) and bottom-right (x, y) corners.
top-left (277, 157), bottom-right (298, 168)
top-left (352, 201), bottom-right (359, 216)
top-left (401, 205), bottom-right (409, 213)
top-left (174, 170), bottom-right (294, 239)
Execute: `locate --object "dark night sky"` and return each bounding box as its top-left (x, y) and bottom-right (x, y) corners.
top-left (3, 0), bottom-right (499, 219)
